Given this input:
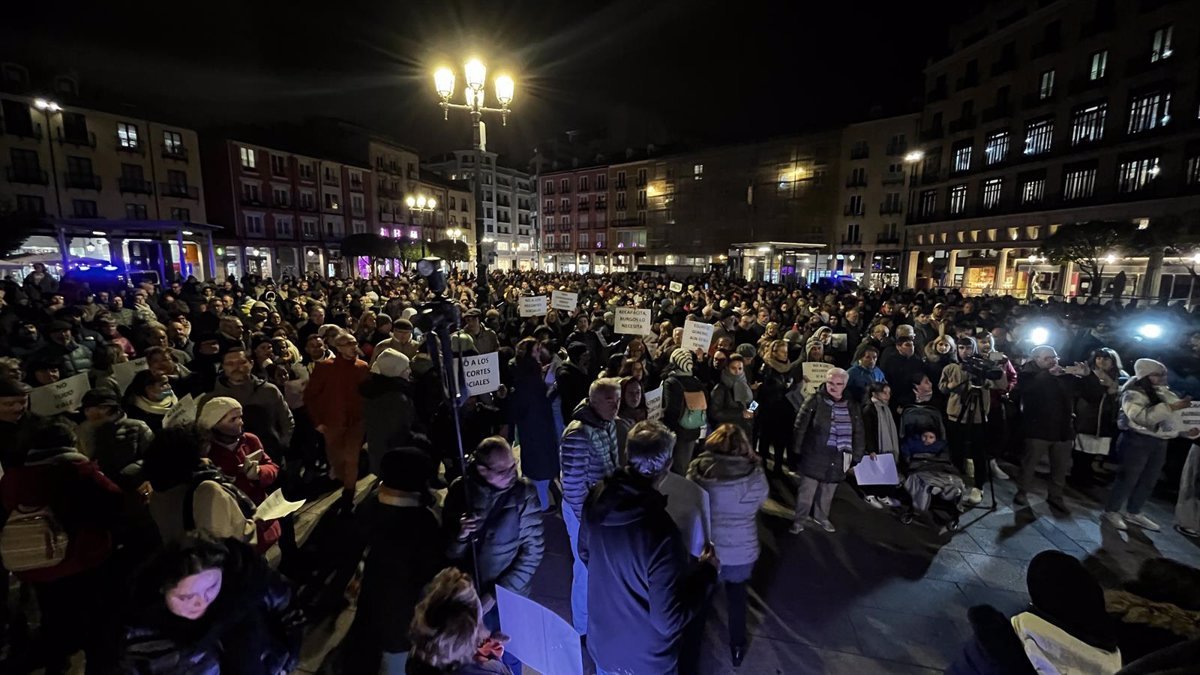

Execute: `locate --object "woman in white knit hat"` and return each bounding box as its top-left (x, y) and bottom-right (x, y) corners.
top-left (1103, 358), bottom-right (1198, 532)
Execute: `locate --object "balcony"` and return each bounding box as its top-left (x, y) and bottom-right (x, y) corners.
top-left (879, 203), bottom-right (904, 215)
top-left (615, 180), bottom-right (626, 190)
top-left (377, 185), bottom-right (401, 199)
top-left (876, 233), bottom-right (901, 245)
top-left (636, 176), bottom-right (647, 187)
top-left (544, 204), bottom-right (556, 214)
top-left (349, 179), bottom-right (364, 192)
top-left (115, 139), bottom-right (145, 155)
top-left (981, 102), bottom-right (1011, 123)
top-left (594, 201), bottom-right (607, 210)
top-left (613, 218), bottom-right (641, 227)
top-left (845, 177), bottom-right (868, 188)
top-left (850, 146), bottom-right (870, 160)
top-left (843, 206), bottom-right (865, 217)
top-left (161, 144), bottom-right (189, 161)
top-left (885, 140), bottom-right (908, 156)
top-left (6, 166), bottom-right (48, 185)
top-left (841, 235), bottom-right (862, 246)
top-left (57, 128), bottom-right (96, 148)
top-left (990, 58), bottom-right (1017, 77)
top-left (162, 183), bottom-right (199, 200)
top-left (351, 207), bottom-right (366, 218)
top-left (118, 177), bottom-right (154, 194)
top-left (322, 173), bottom-right (340, 187)
top-left (948, 115), bottom-right (977, 133)
top-left (378, 209), bottom-right (396, 222)
top-left (578, 202), bottom-right (590, 211)
top-left (5, 122), bottom-right (42, 140)
top-left (240, 195), bottom-right (265, 207)
top-left (297, 202), bottom-right (318, 213)
top-left (63, 172), bottom-right (101, 190)
top-left (882, 173), bottom-right (906, 185)
top-left (919, 124), bottom-right (944, 141)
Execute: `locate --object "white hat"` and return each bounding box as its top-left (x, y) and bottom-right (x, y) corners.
top-left (198, 396), bottom-right (241, 430)
top-left (371, 348), bottom-right (411, 380)
top-left (1132, 358), bottom-right (1166, 382)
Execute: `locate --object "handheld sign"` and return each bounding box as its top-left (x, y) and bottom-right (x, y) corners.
top-left (29, 373), bottom-right (89, 416)
top-left (519, 296), bottom-right (548, 318)
top-left (801, 361), bottom-right (834, 397)
top-left (614, 307), bottom-right (652, 335)
top-left (112, 357), bottom-right (149, 394)
top-left (456, 352), bottom-right (501, 396)
top-left (1174, 401), bottom-right (1200, 435)
top-left (496, 585), bottom-right (584, 675)
top-left (551, 290), bottom-right (579, 312)
top-left (163, 394), bottom-right (197, 429)
top-left (853, 453), bottom-right (900, 485)
top-left (669, 281), bottom-right (683, 293)
top-left (681, 319), bottom-right (715, 353)
top-left (644, 386), bottom-right (664, 421)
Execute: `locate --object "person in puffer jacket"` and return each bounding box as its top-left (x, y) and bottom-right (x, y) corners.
top-left (687, 423), bottom-right (769, 667)
top-left (1103, 359), bottom-right (1200, 532)
top-left (558, 377), bottom-right (621, 636)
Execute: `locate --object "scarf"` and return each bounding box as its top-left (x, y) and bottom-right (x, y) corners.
top-left (720, 369), bottom-right (754, 405)
top-left (872, 400), bottom-right (899, 456)
top-left (826, 397), bottom-right (853, 450)
top-left (134, 393), bottom-right (177, 415)
top-left (762, 351), bottom-right (799, 374)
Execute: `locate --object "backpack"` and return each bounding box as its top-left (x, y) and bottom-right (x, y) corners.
top-left (183, 468), bottom-right (257, 531)
top-left (679, 389), bottom-right (708, 430)
top-left (1, 505), bottom-right (70, 572)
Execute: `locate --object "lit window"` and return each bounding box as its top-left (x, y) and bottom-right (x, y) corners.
top-left (1089, 50), bottom-right (1108, 80)
top-left (1063, 167), bottom-right (1096, 200)
top-left (949, 185), bottom-right (967, 214)
top-left (1021, 178), bottom-right (1045, 205)
top-left (1070, 103), bottom-right (1107, 145)
top-left (984, 131), bottom-right (1010, 165)
top-left (1127, 91), bottom-right (1171, 134)
top-left (693, 164), bottom-right (704, 180)
top-left (1023, 119), bottom-right (1054, 155)
top-left (117, 122), bottom-right (139, 149)
top-left (239, 147), bottom-right (256, 170)
top-left (1117, 158), bottom-right (1160, 193)
top-left (1151, 25), bottom-right (1173, 62)
top-left (1039, 70), bottom-right (1055, 99)
top-left (953, 144), bottom-right (972, 172)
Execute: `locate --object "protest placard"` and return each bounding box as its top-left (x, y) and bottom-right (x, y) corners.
top-left (112, 357), bottom-right (148, 394)
top-left (644, 386), bottom-right (663, 421)
top-left (551, 290), bottom-right (578, 311)
top-left (854, 453), bottom-right (900, 486)
top-left (497, 585), bottom-right (584, 675)
top-left (669, 281), bottom-right (683, 293)
top-left (614, 307), bottom-right (652, 335)
top-left (519, 295), bottom-right (548, 317)
top-left (1177, 401), bottom-right (1200, 434)
top-left (681, 319), bottom-right (715, 353)
top-left (29, 373), bottom-right (89, 416)
top-left (456, 351), bottom-right (501, 396)
top-left (163, 394), bottom-right (197, 428)
top-left (801, 361), bottom-right (834, 397)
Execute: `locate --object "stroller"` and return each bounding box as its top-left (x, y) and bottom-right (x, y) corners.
top-left (898, 404), bottom-right (965, 532)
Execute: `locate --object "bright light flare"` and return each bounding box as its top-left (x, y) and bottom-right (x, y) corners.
top-left (1029, 326), bottom-right (1050, 345)
top-left (1137, 323), bottom-right (1164, 339)
top-left (904, 151), bottom-right (924, 162)
top-left (464, 59), bottom-right (486, 89)
top-left (495, 75), bottom-right (514, 105)
top-left (434, 68), bottom-right (455, 99)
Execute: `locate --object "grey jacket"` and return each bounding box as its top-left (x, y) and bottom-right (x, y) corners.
top-left (688, 453), bottom-right (768, 566)
top-left (443, 472), bottom-right (545, 596)
top-left (204, 377), bottom-right (294, 456)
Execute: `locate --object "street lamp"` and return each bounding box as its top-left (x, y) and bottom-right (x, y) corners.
top-left (34, 98), bottom-right (67, 267)
top-left (406, 193), bottom-right (438, 257)
top-left (433, 58), bottom-right (515, 304)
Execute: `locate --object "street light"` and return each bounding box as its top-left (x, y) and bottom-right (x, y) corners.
top-left (433, 58), bottom-right (515, 304)
top-left (406, 193), bottom-right (438, 258)
top-left (904, 150), bottom-right (925, 163)
top-left (34, 98), bottom-right (66, 266)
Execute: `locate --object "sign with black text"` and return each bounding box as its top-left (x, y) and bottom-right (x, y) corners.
top-left (551, 290), bottom-right (579, 311)
top-left (519, 296), bottom-right (548, 318)
top-left (29, 373), bottom-right (89, 416)
top-left (681, 319), bottom-right (715, 353)
top-left (456, 352), bottom-right (501, 396)
top-left (614, 307), bottom-right (652, 335)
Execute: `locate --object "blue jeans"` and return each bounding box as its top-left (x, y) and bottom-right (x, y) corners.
top-left (561, 502), bottom-right (589, 635)
top-left (533, 479), bottom-right (551, 511)
top-left (1107, 432), bottom-right (1168, 515)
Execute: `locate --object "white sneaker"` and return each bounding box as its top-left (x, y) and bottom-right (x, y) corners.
top-left (864, 495), bottom-right (886, 509)
top-left (1124, 512), bottom-right (1161, 531)
top-left (965, 459), bottom-right (975, 480)
top-left (989, 459), bottom-right (1010, 480)
top-left (1103, 511), bottom-right (1128, 530)
top-left (886, 497), bottom-right (903, 508)
top-left (963, 487), bottom-right (983, 505)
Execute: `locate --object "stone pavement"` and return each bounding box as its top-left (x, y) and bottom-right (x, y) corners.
top-left (288, 465), bottom-right (1200, 675)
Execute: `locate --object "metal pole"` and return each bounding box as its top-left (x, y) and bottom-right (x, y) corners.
top-left (472, 111), bottom-right (489, 304)
top-left (43, 109), bottom-right (64, 219)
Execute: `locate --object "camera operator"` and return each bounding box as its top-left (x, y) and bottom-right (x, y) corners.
top-left (939, 336), bottom-right (1007, 505)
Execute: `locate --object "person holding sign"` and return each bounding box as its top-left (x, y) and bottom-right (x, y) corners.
top-left (1103, 359), bottom-right (1200, 532)
top-left (789, 368), bottom-right (864, 534)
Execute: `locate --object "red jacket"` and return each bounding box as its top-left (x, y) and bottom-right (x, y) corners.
top-left (0, 448), bottom-right (122, 583)
top-left (206, 432), bottom-right (281, 552)
top-left (304, 356), bottom-right (369, 428)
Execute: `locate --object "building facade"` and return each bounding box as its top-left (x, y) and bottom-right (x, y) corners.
top-left (907, 0), bottom-right (1200, 299)
top-left (424, 151), bottom-right (535, 270)
top-left (1, 63), bottom-right (212, 279)
top-left (835, 114), bottom-right (921, 286)
top-left (539, 163), bottom-right (611, 272)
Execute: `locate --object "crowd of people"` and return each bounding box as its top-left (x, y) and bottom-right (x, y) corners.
top-left (0, 260), bottom-right (1199, 673)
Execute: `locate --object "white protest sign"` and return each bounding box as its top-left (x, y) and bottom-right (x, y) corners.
top-left (1176, 401), bottom-right (1200, 434)
top-left (29, 373), bottom-right (89, 416)
top-left (801, 361), bottom-right (834, 397)
top-left (854, 453), bottom-right (900, 485)
top-left (681, 319), bottom-right (715, 353)
top-left (644, 386), bottom-right (663, 421)
top-left (112, 357), bottom-right (149, 394)
top-left (254, 489), bottom-right (306, 521)
top-left (614, 307), bottom-right (652, 335)
top-left (163, 394), bottom-right (197, 429)
top-left (456, 351), bottom-right (501, 396)
top-left (669, 281), bottom-right (683, 293)
top-left (519, 295), bottom-right (548, 317)
top-left (551, 290), bottom-right (579, 311)
top-left (496, 585), bottom-right (584, 675)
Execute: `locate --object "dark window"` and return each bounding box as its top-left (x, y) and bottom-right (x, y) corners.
top-left (72, 199), bottom-right (98, 218)
top-left (15, 195), bottom-right (44, 215)
top-left (60, 112), bottom-right (89, 142)
top-left (125, 203), bottom-right (148, 220)
top-left (170, 207), bottom-right (191, 220)
top-left (1, 99), bottom-right (34, 136)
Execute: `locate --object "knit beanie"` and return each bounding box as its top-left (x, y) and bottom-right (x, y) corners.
top-left (670, 347), bottom-right (694, 374)
top-left (371, 348), bottom-right (412, 380)
top-left (197, 396), bottom-right (242, 430)
top-left (410, 353), bottom-right (435, 376)
top-left (735, 343), bottom-right (757, 360)
top-left (1132, 358), bottom-right (1166, 382)
top-left (805, 337), bottom-right (824, 353)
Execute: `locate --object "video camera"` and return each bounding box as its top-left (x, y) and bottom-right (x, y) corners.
top-left (961, 355), bottom-right (1003, 385)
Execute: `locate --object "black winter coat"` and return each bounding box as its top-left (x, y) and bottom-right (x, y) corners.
top-left (1074, 371), bottom-right (1121, 438)
top-left (792, 387), bottom-right (865, 483)
top-left (1015, 363), bottom-right (1079, 442)
top-left (443, 472), bottom-right (545, 596)
top-left (663, 372), bottom-right (708, 443)
top-left (507, 363), bottom-right (559, 481)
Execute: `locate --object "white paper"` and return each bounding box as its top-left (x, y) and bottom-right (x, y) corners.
top-left (254, 489), bottom-right (306, 521)
top-left (1178, 401), bottom-right (1200, 431)
top-left (614, 307), bottom-right (652, 335)
top-left (854, 453), bottom-right (900, 485)
top-left (801, 361), bottom-right (834, 397)
top-left (456, 352), bottom-right (501, 396)
top-left (496, 585), bottom-right (584, 675)
top-left (29, 373), bottom-right (89, 416)
top-left (681, 319), bottom-right (715, 353)
top-left (669, 281), bottom-right (683, 293)
top-left (112, 357), bottom-right (148, 394)
top-left (644, 386), bottom-right (663, 421)
top-left (658, 473), bottom-right (711, 557)
top-left (551, 290), bottom-right (578, 311)
top-left (163, 394), bottom-right (197, 428)
top-left (519, 296), bottom-right (548, 317)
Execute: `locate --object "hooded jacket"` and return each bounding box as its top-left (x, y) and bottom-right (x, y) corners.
top-left (579, 468), bottom-right (716, 675)
top-left (443, 471), bottom-right (545, 596)
top-left (687, 453), bottom-right (768, 567)
top-left (559, 401), bottom-right (618, 518)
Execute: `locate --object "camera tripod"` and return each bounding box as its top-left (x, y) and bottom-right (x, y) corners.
top-left (956, 383), bottom-right (1000, 514)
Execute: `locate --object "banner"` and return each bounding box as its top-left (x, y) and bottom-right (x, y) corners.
top-left (669, 281), bottom-right (683, 293)
top-left (496, 585), bottom-right (584, 675)
top-left (644, 386), bottom-right (663, 421)
top-left (456, 352), bottom-right (501, 396)
top-left (519, 295), bottom-right (548, 318)
top-left (163, 394), bottom-right (197, 429)
top-left (801, 361), bottom-right (834, 397)
top-left (614, 307), bottom-right (652, 335)
top-left (681, 319), bottom-right (715, 353)
top-left (112, 357), bottom-right (148, 394)
top-left (29, 373), bottom-right (89, 416)
top-left (551, 290), bottom-right (579, 311)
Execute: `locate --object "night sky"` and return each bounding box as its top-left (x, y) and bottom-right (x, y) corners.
top-left (4, 0), bottom-right (965, 165)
